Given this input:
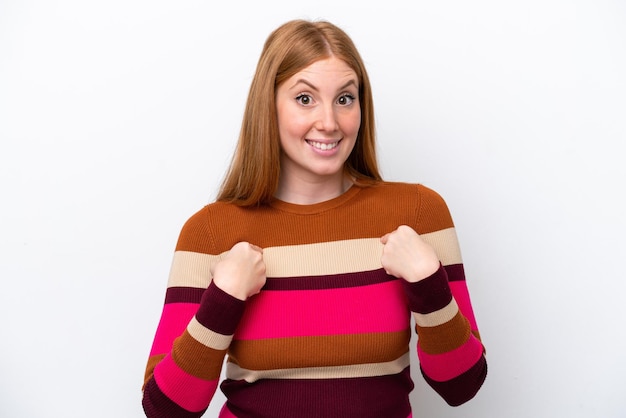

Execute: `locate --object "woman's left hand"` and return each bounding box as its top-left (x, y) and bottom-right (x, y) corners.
top-left (380, 225), bottom-right (441, 283)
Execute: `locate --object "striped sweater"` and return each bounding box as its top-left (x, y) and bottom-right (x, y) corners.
top-left (142, 182), bottom-right (487, 417)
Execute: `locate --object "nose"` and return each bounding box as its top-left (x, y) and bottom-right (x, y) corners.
top-left (315, 102), bottom-right (339, 132)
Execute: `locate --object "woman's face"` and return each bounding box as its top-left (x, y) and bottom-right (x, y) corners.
top-left (275, 56), bottom-right (361, 188)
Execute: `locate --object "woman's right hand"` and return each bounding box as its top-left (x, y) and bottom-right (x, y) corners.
top-left (211, 242), bottom-right (267, 300)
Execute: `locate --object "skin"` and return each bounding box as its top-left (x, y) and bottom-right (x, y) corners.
top-left (380, 225), bottom-right (440, 283)
top-left (211, 242), bottom-right (266, 301)
top-left (274, 56), bottom-right (361, 205)
top-left (212, 56), bottom-right (440, 301)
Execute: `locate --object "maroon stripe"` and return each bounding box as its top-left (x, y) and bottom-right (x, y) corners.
top-left (165, 287), bottom-right (205, 304)
top-left (264, 268), bottom-right (395, 291)
top-left (221, 367), bottom-right (413, 418)
top-left (195, 281), bottom-right (246, 335)
top-left (401, 264), bottom-right (452, 314)
top-left (421, 354), bottom-right (487, 406)
top-left (142, 378), bottom-right (206, 418)
top-left (444, 263), bottom-right (465, 282)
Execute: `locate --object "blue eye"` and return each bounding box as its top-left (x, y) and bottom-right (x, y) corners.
top-left (295, 94), bottom-right (313, 105)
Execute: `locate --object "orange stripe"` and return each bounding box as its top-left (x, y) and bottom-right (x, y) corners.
top-left (176, 183), bottom-right (455, 254)
top-left (143, 354), bottom-right (165, 388)
top-left (415, 183), bottom-right (455, 233)
top-left (415, 311), bottom-right (471, 354)
top-left (171, 330), bottom-right (227, 379)
top-left (228, 330), bottom-right (410, 370)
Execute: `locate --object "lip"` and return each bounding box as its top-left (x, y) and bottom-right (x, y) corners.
top-left (306, 139), bottom-right (342, 152)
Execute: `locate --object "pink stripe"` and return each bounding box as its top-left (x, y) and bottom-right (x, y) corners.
top-left (219, 404), bottom-right (237, 418)
top-left (418, 336), bottom-right (484, 381)
top-left (154, 354), bottom-right (218, 412)
top-left (449, 281), bottom-right (478, 331)
top-left (150, 303), bottom-right (198, 355)
top-left (235, 281), bottom-right (409, 340)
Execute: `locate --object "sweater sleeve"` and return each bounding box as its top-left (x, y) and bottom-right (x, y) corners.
top-left (142, 209), bottom-right (246, 417)
top-left (403, 185), bottom-right (487, 406)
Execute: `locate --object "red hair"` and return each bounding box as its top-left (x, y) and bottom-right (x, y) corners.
top-left (217, 20), bottom-right (381, 206)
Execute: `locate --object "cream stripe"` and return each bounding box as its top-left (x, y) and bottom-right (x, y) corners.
top-left (412, 299), bottom-right (459, 327)
top-left (168, 228), bottom-right (461, 288)
top-left (187, 317), bottom-right (233, 350)
top-left (225, 352), bottom-right (410, 382)
top-left (167, 251), bottom-right (221, 288)
top-left (262, 238), bottom-right (383, 278)
top-left (420, 227), bottom-right (463, 266)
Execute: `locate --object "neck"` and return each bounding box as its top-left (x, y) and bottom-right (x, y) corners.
top-left (275, 174), bottom-right (353, 205)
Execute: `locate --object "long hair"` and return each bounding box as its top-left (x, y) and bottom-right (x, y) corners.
top-left (217, 20), bottom-right (382, 206)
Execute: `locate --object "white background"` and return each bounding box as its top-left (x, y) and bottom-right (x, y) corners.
top-left (1, 1), bottom-right (625, 417)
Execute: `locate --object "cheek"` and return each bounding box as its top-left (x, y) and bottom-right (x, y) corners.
top-left (341, 110), bottom-right (361, 137)
top-left (278, 109), bottom-right (309, 138)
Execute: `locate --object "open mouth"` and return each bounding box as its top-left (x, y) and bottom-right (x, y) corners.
top-left (306, 140), bottom-right (340, 151)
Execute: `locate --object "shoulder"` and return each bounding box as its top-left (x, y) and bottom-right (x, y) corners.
top-left (412, 183), bottom-right (455, 232)
top-left (369, 182), bottom-right (454, 232)
top-left (368, 181), bottom-right (448, 207)
top-left (175, 201), bottom-right (248, 253)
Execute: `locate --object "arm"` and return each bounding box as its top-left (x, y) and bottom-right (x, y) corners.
top-left (402, 263), bottom-right (487, 406)
top-left (381, 187), bottom-right (487, 405)
top-left (142, 281), bottom-right (245, 417)
top-left (142, 209), bottom-right (264, 417)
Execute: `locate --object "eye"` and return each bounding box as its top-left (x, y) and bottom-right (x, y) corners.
top-left (337, 93), bottom-right (356, 106)
top-left (295, 93), bottom-right (313, 106)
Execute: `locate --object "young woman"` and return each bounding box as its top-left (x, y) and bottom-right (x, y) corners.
top-left (142, 19), bottom-right (487, 418)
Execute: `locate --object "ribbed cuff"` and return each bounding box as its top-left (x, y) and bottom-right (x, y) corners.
top-left (195, 281), bottom-right (246, 335)
top-left (401, 264), bottom-right (452, 314)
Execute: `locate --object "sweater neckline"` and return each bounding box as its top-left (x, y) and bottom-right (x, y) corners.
top-left (268, 185), bottom-right (362, 215)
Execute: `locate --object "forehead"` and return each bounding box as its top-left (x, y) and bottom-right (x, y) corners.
top-left (290, 57), bottom-right (358, 84)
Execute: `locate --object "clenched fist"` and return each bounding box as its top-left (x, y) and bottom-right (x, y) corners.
top-left (380, 225), bottom-right (440, 283)
top-left (211, 242), bottom-right (267, 300)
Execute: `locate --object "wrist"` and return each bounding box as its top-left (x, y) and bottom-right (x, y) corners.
top-left (404, 258), bottom-right (441, 283)
top-left (212, 275), bottom-right (248, 301)
top-left (401, 264), bottom-right (452, 314)
top-left (195, 281), bottom-right (247, 334)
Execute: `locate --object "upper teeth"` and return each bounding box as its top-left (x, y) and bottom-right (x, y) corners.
top-left (309, 141), bottom-right (338, 150)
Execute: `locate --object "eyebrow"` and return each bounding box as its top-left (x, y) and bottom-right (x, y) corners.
top-left (289, 78), bottom-right (358, 92)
